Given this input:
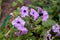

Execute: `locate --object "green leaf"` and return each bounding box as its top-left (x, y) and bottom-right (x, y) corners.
top-left (18, 0), bottom-right (23, 4)
top-left (27, 31), bottom-right (33, 36)
top-left (33, 25), bottom-right (42, 33)
top-left (17, 7), bottom-right (20, 11)
top-left (1, 15), bottom-right (11, 27)
top-left (34, 25), bottom-right (41, 30)
top-left (58, 13), bottom-right (60, 17)
top-left (12, 2), bottom-right (17, 7)
top-left (24, 16), bottom-right (30, 21)
top-left (34, 18), bottom-right (42, 25)
top-left (16, 7), bottom-right (20, 15)
top-left (42, 19), bottom-right (55, 27)
top-left (28, 5), bottom-right (37, 9)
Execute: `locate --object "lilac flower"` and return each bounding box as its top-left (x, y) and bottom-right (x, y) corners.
top-left (42, 11), bottom-right (49, 21)
top-left (20, 27), bottom-right (28, 35)
top-left (12, 16), bottom-right (28, 36)
top-left (15, 27), bottom-right (28, 36)
top-left (38, 7), bottom-right (49, 21)
top-left (12, 16), bottom-right (25, 30)
top-left (30, 8), bottom-right (39, 20)
top-left (46, 30), bottom-right (51, 40)
top-left (38, 7), bottom-right (43, 13)
top-left (20, 6), bottom-right (29, 17)
top-left (46, 33), bottom-right (51, 40)
top-left (55, 32), bottom-right (60, 37)
top-left (52, 24), bottom-right (60, 33)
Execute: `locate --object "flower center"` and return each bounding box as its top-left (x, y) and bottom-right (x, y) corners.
top-left (24, 10), bottom-right (26, 12)
top-left (59, 29), bottom-right (60, 32)
top-left (17, 21), bottom-right (20, 24)
top-left (55, 25), bottom-right (57, 27)
top-left (33, 12), bottom-right (34, 14)
top-left (47, 36), bottom-right (49, 40)
top-left (39, 13), bottom-right (43, 16)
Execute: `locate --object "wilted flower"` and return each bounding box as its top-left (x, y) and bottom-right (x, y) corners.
top-left (20, 6), bottom-right (29, 17)
top-left (55, 32), bottom-right (60, 37)
top-left (12, 16), bottom-right (25, 30)
top-left (52, 24), bottom-right (60, 33)
top-left (38, 7), bottom-right (49, 21)
top-left (54, 24), bottom-right (60, 37)
top-left (30, 8), bottom-right (39, 20)
top-left (46, 30), bottom-right (51, 40)
top-left (15, 27), bottom-right (28, 36)
top-left (20, 27), bottom-right (28, 35)
top-left (46, 33), bottom-right (51, 40)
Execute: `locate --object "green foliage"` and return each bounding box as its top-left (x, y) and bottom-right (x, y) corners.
top-left (34, 25), bottom-right (41, 30)
top-left (34, 18), bottom-right (42, 25)
top-left (16, 7), bottom-right (20, 15)
top-left (18, 0), bottom-right (23, 4)
top-left (12, 2), bottom-right (17, 7)
top-left (28, 5), bottom-right (37, 9)
top-left (1, 0), bottom-right (60, 40)
top-left (1, 15), bottom-right (11, 27)
top-left (42, 19), bottom-right (55, 27)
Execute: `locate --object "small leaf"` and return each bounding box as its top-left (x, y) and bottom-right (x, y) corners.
top-left (1, 15), bottom-right (11, 27)
top-left (18, 0), bottom-right (23, 4)
top-left (17, 7), bottom-right (20, 11)
top-left (12, 2), bottom-right (17, 7)
top-left (24, 16), bottom-right (30, 21)
top-left (58, 13), bottom-right (60, 17)
top-left (34, 18), bottom-right (42, 25)
top-left (28, 5), bottom-right (37, 9)
top-left (16, 7), bottom-right (20, 15)
top-left (42, 19), bottom-right (56, 27)
top-left (34, 25), bottom-right (41, 30)
top-left (27, 31), bottom-right (33, 36)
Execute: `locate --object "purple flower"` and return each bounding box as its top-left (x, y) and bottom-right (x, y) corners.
top-left (55, 27), bottom-right (60, 37)
top-left (20, 6), bottom-right (29, 17)
top-left (38, 7), bottom-right (49, 21)
top-left (55, 32), bottom-right (60, 37)
top-left (20, 27), bottom-right (28, 35)
top-left (55, 28), bottom-right (60, 37)
top-left (12, 16), bottom-right (25, 30)
top-left (38, 7), bottom-right (43, 13)
top-left (46, 30), bottom-right (51, 40)
top-left (46, 33), bottom-right (51, 40)
top-left (15, 27), bottom-right (28, 36)
top-left (52, 24), bottom-right (60, 33)
top-left (12, 16), bottom-right (28, 36)
top-left (30, 8), bottom-right (39, 20)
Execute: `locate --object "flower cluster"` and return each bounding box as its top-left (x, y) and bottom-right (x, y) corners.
top-left (12, 16), bottom-right (28, 36)
top-left (46, 24), bottom-right (60, 40)
top-left (52, 24), bottom-right (60, 37)
top-left (20, 6), bottom-right (29, 17)
top-left (38, 7), bottom-right (49, 21)
top-left (46, 30), bottom-right (51, 40)
top-left (12, 6), bottom-right (49, 36)
top-left (30, 8), bottom-right (39, 20)
top-left (20, 6), bottom-right (49, 21)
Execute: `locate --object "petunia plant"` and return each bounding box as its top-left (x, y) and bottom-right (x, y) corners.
top-left (1, 0), bottom-right (60, 40)
top-left (11, 6), bottom-right (49, 40)
top-left (1, 5), bottom-right (59, 40)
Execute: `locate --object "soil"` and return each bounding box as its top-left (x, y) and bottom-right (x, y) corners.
top-left (0, 0), bottom-right (32, 27)
top-left (0, 0), bottom-right (17, 27)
